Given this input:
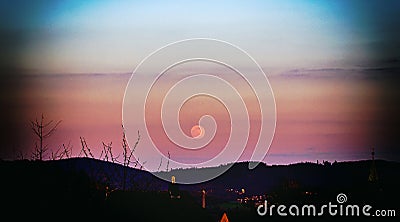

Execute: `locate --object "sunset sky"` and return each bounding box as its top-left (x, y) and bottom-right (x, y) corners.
top-left (1, 0), bottom-right (399, 170)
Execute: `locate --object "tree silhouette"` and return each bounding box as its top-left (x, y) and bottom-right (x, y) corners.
top-left (166, 151), bottom-right (171, 172)
top-left (79, 136), bottom-right (94, 158)
top-left (30, 114), bottom-right (61, 161)
top-left (121, 125), bottom-right (140, 191)
top-left (51, 141), bottom-right (72, 160)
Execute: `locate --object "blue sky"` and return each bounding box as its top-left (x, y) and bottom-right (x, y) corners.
top-left (1, 0), bottom-right (399, 73)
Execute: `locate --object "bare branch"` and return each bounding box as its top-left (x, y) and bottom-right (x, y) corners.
top-left (102, 142), bottom-right (109, 161)
top-left (166, 151), bottom-right (171, 172)
top-left (58, 142), bottom-right (72, 159)
top-left (30, 114), bottom-right (62, 161)
top-left (80, 137), bottom-right (89, 158)
top-left (43, 120), bottom-right (62, 138)
top-left (107, 142), bottom-right (114, 162)
top-left (128, 130), bottom-right (140, 165)
top-left (101, 141), bottom-right (115, 163)
top-left (51, 147), bottom-right (62, 160)
top-left (134, 158), bottom-right (139, 168)
top-left (157, 157), bottom-right (163, 172)
top-left (140, 161), bottom-right (147, 170)
top-left (42, 119), bottom-right (54, 128)
top-left (81, 137), bottom-right (94, 158)
top-left (121, 126), bottom-right (141, 191)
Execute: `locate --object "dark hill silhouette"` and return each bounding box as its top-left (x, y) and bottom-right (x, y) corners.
top-left (1, 158), bottom-right (399, 221)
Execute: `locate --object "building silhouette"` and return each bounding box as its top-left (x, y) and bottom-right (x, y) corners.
top-left (368, 147), bottom-right (378, 182)
top-left (168, 176), bottom-right (181, 199)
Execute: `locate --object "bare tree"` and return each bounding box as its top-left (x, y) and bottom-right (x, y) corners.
top-left (122, 127), bottom-right (140, 167)
top-left (166, 151), bottom-right (171, 172)
top-left (51, 141), bottom-right (73, 160)
top-left (61, 142), bottom-right (73, 159)
top-left (30, 114), bottom-right (61, 161)
top-left (157, 157), bottom-right (163, 172)
top-left (79, 136), bottom-right (94, 158)
top-left (121, 126), bottom-right (140, 191)
top-left (102, 141), bottom-right (118, 163)
top-left (77, 137), bottom-right (113, 194)
top-left (78, 126), bottom-right (141, 192)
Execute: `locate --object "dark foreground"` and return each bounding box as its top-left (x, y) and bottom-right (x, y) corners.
top-left (1, 158), bottom-right (399, 221)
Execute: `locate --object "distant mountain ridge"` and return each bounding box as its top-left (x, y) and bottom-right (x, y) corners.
top-left (3, 157), bottom-right (399, 194)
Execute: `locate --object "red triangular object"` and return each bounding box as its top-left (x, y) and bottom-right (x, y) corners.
top-left (220, 212), bottom-right (229, 222)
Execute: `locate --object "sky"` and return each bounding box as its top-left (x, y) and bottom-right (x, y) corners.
top-left (0, 0), bottom-right (399, 170)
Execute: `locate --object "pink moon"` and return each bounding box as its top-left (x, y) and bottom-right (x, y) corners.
top-left (190, 125), bottom-right (205, 138)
